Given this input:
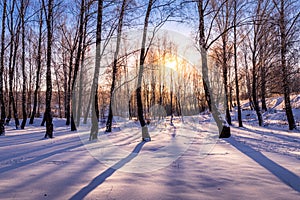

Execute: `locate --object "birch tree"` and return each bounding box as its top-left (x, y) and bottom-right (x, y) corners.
top-left (6, 0), bottom-right (20, 129)
top-left (70, 0), bottom-right (86, 131)
top-left (0, 0), bottom-right (7, 135)
top-left (106, 0), bottom-right (128, 133)
top-left (214, 0), bottom-right (233, 125)
top-left (20, 0), bottom-right (29, 129)
top-left (89, 0), bottom-right (103, 140)
top-left (249, 0), bottom-right (271, 126)
top-left (273, 0), bottom-right (299, 130)
top-left (44, 0), bottom-right (54, 138)
top-left (136, 0), bottom-right (154, 141)
top-left (195, 0), bottom-right (230, 138)
top-left (233, 0), bottom-right (243, 127)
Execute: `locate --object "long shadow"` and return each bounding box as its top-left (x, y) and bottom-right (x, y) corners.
top-left (0, 142), bottom-right (83, 174)
top-left (240, 126), bottom-right (300, 145)
top-left (0, 137), bottom-right (81, 164)
top-left (70, 141), bottom-right (146, 200)
top-left (0, 126), bottom-right (78, 147)
top-left (226, 137), bottom-right (300, 193)
top-left (233, 135), bottom-right (299, 151)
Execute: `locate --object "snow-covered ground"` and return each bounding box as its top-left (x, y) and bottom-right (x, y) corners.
top-left (240, 94), bottom-right (300, 128)
top-left (0, 96), bottom-right (300, 200)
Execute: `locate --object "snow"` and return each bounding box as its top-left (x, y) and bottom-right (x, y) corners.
top-left (0, 97), bottom-right (300, 199)
top-left (239, 95), bottom-right (300, 128)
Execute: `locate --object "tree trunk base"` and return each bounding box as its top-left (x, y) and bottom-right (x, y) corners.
top-left (105, 124), bottom-right (112, 132)
top-left (0, 123), bottom-right (5, 136)
top-left (142, 126), bottom-right (151, 141)
top-left (44, 123), bottom-right (53, 138)
top-left (89, 132), bottom-right (98, 141)
top-left (219, 125), bottom-right (230, 138)
top-left (5, 117), bottom-right (10, 125)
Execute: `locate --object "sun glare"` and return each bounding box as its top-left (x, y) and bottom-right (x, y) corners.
top-left (165, 60), bottom-right (177, 70)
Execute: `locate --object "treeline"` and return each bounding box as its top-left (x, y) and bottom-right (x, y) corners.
top-left (0, 0), bottom-right (299, 138)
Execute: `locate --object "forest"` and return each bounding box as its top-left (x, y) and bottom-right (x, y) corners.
top-left (0, 0), bottom-right (300, 199)
top-left (0, 0), bottom-right (299, 139)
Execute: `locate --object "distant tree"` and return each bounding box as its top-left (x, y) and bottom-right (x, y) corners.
top-left (240, 41), bottom-right (254, 110)
top-left (54, 62), bottom-right (63, 118)
top-left (65, 31), bottom-right (78, 126)
top-left (29, 5), bottom-right (43, 124)
top-left (27, 30), bottom-right (34, 118)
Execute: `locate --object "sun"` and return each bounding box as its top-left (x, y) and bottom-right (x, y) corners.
top-left (165, 59), bottom-right (177, 70)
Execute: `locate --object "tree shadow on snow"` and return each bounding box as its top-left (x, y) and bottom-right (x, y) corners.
top-left (70, 141), bottom-right (146, 200)
top-left (240, 126), bottom-right (300, 145)
top-left (0, 141), bottom-right (83, 174)
top-left (225, 137), bottom-right (300, 193)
